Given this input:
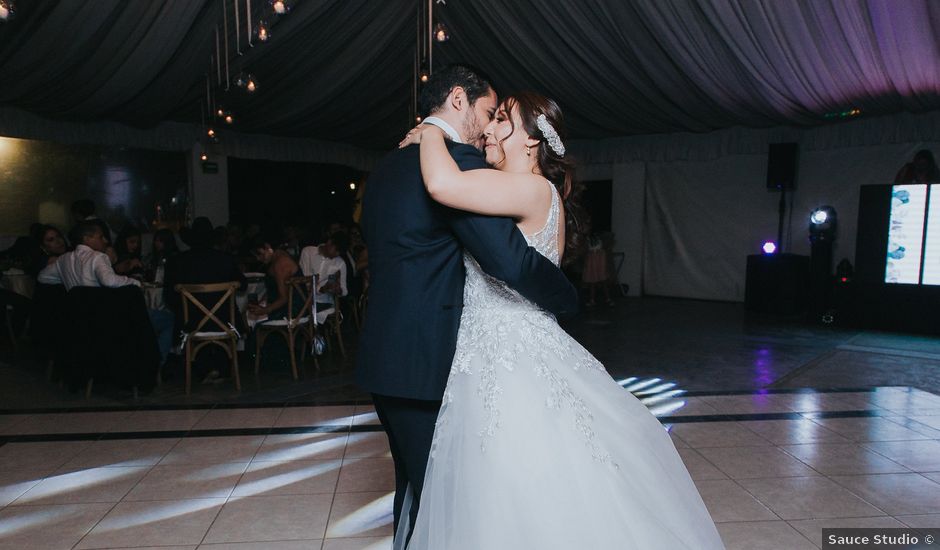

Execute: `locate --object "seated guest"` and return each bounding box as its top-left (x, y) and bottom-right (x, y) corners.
top-left (39, 221), bottom-right (173, 366)
top-left (0, 235), bottom-right (36, 270)
top-left (299, 241), bottom-right (323, 280)
top-left (164, 217), bottom-right (246, 382)
top-left (301, 233), bottom-right (349, 315)
top-left (28, 225), bottom-right (68, 277)
top-left (70, 199), bottom-right (117, 263)
top-left (38, 222), bottom-right (140, 290)
top-left (113, 225), bottom-right (144, 276)
top-left (164, 217), bottom-right (246, 322)
top-left (146, 228), bottom-right (179, 282)
top-left (248, 237), bottom-right (304, 321)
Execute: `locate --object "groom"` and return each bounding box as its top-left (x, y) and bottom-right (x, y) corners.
top-left (357, 64), bottom-right (578, 542)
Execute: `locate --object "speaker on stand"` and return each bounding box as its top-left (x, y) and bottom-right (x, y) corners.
top-left (745, 143), bottom-right (808, 315)
top-left (767, 143), bottom-right (799, 249)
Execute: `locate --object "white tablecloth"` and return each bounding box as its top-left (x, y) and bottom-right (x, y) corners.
top-left (1, 269), bottom-right (35, 299)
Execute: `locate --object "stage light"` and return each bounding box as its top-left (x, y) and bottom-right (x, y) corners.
top-left (762, 241), bottom-right (777, 254)
top-left (809, 206), bottom-right (837, 241)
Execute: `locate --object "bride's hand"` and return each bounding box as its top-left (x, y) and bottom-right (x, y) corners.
top-left (398, 124), bottom-right (443, 148)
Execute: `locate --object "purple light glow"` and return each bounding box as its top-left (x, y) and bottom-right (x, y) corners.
top-left (762, 241), bottom-right (777, 254)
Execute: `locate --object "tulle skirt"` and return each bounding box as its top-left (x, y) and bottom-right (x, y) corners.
top-left (406, 308), bottom-right (725, 550)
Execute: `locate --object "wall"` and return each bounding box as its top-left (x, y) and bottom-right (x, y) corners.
top-left (188, 144), bottom-right (229, 227)
top-left (588, 141), bottom-right (940, 302)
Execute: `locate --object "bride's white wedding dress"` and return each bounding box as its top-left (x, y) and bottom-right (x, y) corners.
top-left (406, 183), bottom-right (725, 549)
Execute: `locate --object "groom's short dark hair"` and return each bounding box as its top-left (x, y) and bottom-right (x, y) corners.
top-left (419, 64), bottom-right (494, 116)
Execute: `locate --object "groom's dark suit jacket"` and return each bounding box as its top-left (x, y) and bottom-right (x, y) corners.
top-left (356, 142), bottom-right (578, 401)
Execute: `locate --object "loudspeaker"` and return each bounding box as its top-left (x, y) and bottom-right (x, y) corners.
top-left (766, 143), bottom-right (798, 190)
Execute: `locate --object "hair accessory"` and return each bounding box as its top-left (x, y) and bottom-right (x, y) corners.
top-left (536, 113), bottom-right (565, 157)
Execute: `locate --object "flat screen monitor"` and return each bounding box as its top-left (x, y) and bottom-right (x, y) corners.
top-left (883, 184), bottom-right (938, 285)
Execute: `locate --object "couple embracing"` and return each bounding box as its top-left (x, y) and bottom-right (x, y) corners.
top-left (357, 65), bottom-right (724, 550)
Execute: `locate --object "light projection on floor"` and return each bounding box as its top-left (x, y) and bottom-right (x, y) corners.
top-left (327, 492), bottom-right (395, 538)
top-left (618, 377), bottom-right (687, 416)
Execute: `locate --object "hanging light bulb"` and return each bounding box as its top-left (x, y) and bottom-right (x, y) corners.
top-left (416, 116), bottom-right (423, 123)
top-left (270, 0), bottom-right (290, 15)
top-left (216, 107), bottom-right (225, 118)
top-left (256, 20), bottom-right (270, 42)
top-left (207, 128), bottom-right (216, 138)
top-left (200, 151), bottom-right (209, 162)
top-left (0, 0), bottom-right (15, 22)
top-left (223, 111), bottom-right (234, 124)
top-left (419, 59), bottom-right (429, 83)
top-left (434, 22), bottom-right (449, 42)
top-left (245, 74), bottom-right (258, 93)
top-left (349, 182), bottom-right (357, 191)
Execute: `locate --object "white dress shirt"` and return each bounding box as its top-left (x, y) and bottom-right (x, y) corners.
top-left (422, 116), bottom-right (463, 143)
top-left (38, 244), bottom-right (141, 291)
top-left (299, 245), bottom-right (323, 279)
top-left (312, 255), bottom-right (347, 304)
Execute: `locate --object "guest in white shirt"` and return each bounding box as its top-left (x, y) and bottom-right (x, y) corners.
top-left (300, 234), bottom-right (348, 321)
top-left (39, 222), bottom-right (140, 290)
top-left (298, 243), bottom-right (323, 282)
top-left (39, 221), bottom-right (174, 366)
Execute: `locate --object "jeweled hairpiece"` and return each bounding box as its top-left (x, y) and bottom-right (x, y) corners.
top-left (536, 113), bottom-right (565, 157)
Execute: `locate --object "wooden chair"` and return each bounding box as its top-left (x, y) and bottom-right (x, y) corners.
top-left (254, 275), bottom-right (317, 379)
top-left (322, 295), bottom-right (346, 358)
top-left (176, 281), bottom-right (242, 394)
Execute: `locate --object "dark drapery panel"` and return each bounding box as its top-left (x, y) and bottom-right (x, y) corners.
top-left (1, 0), bottom-right (938, 149)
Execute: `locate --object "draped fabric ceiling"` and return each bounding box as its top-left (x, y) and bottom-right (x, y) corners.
top-left (1, 0), bottom-right (939, 152)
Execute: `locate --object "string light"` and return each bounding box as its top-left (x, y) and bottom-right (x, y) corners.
top-left (823, 108), bottom-right (861, 120)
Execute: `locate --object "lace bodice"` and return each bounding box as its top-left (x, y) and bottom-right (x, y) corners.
top-left (462, 181), bottom-right (560, 311)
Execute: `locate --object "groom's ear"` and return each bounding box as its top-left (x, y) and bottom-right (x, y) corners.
top-left (449, 86), bottom-right (467, 111)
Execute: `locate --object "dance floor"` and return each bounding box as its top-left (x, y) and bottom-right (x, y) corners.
top-left (1, 387), bottom-right (939, 549)
top-left (2, 298), bottom-right (939, 548)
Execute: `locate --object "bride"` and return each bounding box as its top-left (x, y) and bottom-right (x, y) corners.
top-left (399, 92), bottom-right (725, 550)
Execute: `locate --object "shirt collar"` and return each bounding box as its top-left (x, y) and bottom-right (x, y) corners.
top-left (421, 116), bottom-right (462, 143)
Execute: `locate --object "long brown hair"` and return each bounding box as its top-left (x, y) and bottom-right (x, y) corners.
top-left (497, 91), bottom-right (588, 264)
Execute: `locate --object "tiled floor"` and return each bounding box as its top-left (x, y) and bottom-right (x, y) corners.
top-left (1, 387), bottom-right (939, 549)
top-left (2, 298), bottom-right (940, 548)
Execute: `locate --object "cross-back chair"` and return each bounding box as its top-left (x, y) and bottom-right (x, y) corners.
top-left (176, 281), bottom-right (242, 394)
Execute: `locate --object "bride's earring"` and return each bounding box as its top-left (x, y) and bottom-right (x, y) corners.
top-left (525, 145), bottom-right (531, 157)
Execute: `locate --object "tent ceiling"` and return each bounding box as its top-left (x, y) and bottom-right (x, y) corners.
top-left (1, 0), bottom-right (938, 150)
